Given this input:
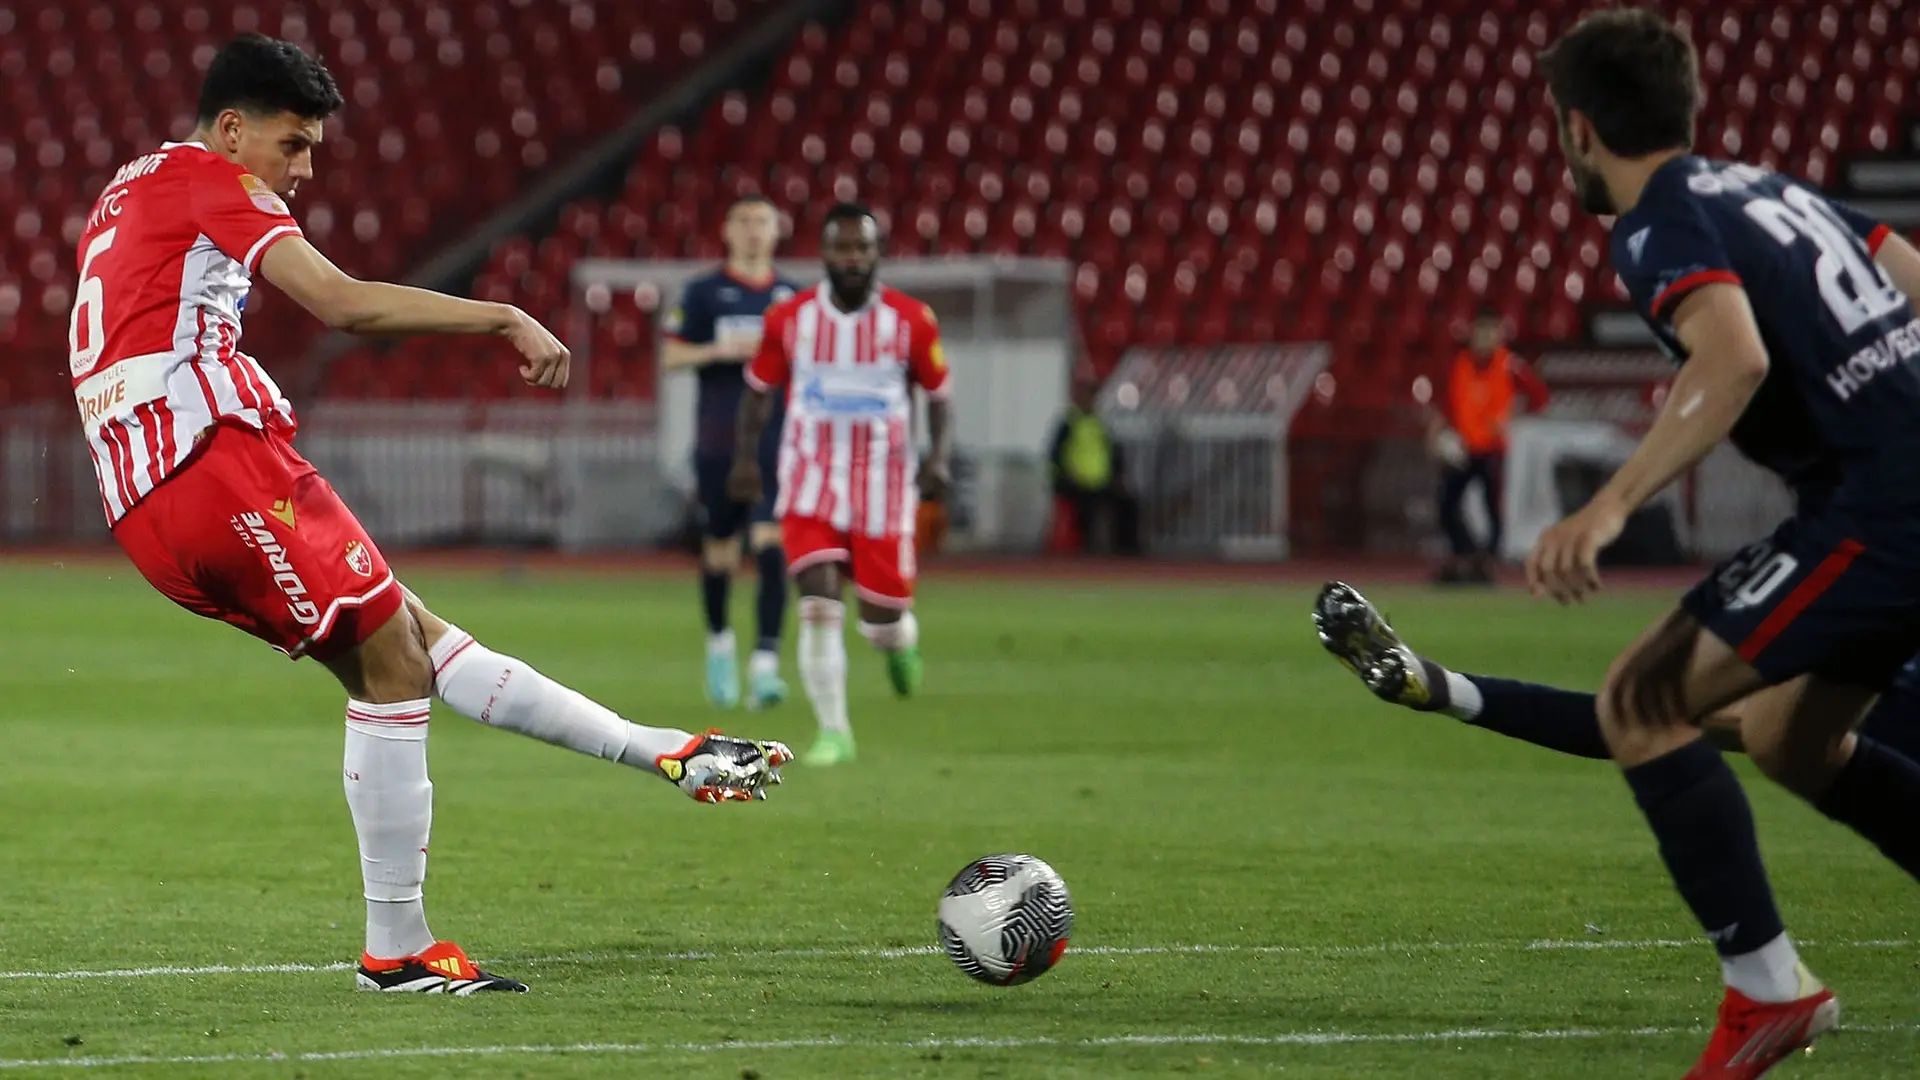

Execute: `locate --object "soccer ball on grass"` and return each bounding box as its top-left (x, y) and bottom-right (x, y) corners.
top-left (936, 853), bottom-right (1073, 985)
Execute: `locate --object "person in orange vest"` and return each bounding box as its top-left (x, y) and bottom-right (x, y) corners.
top-left (1428, 311), bottom-right (1550, 583)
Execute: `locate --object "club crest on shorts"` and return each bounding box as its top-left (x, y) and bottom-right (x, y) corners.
top-left (344, 539), bottom-right (373, 577)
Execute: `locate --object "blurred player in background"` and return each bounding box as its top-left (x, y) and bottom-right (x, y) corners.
top-left (1048, 374), bottom-right (1141, 556)
top-left (1427, 310), bottom-right (1549, 584)
top-left (1326, 10), bottom-right (1920, 1074)
top-left (729, 203), bottom-right (953, 767)
top-left (662, 196), bottom-right (802, 711)
top-left (67, 34), bottom-right (790, 995)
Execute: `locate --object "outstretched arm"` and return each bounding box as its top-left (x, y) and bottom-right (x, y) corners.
top-left (262, 236), bottom-right (511, 335)
top-left (260, 237), bottom-right (568, 387)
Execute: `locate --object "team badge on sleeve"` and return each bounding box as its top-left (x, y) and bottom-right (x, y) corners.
top-left (928, 339), bottom-right (947, 372)
top-left (344, 539), bottom-right (373, 577)
top-left (662, 305), bottom-right (684, 335)
top-left (238, 173), bottom-right (290, 216)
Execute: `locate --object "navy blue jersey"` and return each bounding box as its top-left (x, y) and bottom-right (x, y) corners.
top-left (664, 269), bottom-right (802, 458)
top-left (1613, 156), bottom-right (1920, 508)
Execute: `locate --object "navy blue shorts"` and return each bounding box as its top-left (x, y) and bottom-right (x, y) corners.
top-left (694, 451), bottom-right (777, 541)
top-left (1683, 511), bottom-right (1920, 689)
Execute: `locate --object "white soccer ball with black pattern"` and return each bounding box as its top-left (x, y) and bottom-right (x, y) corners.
top-left (937, 853), bottom-right (1073, 985)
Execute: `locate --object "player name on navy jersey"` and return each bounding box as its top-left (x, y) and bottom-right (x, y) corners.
top-left (664, 270), bottom-right (802, 459)
top-left (1613, 156), bottom-right (1920, 503)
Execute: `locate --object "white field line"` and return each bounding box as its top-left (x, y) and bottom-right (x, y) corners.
top-left (5, 1025), bottom-right (1919, 1071)
top-left (1, 935), bottom-right (1913, 982)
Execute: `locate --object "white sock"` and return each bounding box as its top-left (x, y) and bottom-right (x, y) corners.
top-left (343, 699), bottom-right (436, 961)
top-left (427, 625), bottom-right (695, 770)
top-left (708, 629), bottom-right (736, 657)
top-left (1442, 669), bottom-right (1484, 721)
top-left (858, 610), bottom-right (919, 653)
top-left (798, 597), bottom-right (850, 735)
top-left (1721, 933), bottom-right (1811, 1003)
top-left (749, 648), bottom-right (780, 678)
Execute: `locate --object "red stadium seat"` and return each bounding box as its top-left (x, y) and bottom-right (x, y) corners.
top-left (10, 1), bottom-right (1878, 405)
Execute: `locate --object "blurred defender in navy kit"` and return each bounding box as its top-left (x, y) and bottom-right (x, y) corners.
top-left (661, 195), bottom-right (803, 711)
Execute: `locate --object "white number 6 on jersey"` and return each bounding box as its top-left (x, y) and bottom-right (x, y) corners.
top-left (68, 227), bottom-right (117, 378)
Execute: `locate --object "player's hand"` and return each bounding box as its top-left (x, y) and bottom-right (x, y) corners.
top-left (711, 335), bottom-right (760, 362)
top-left (917, 458), bottom-right (952, 501)
top-left (503, 306), bottom-right (570, 389)
top-left (727, 460), bottom-right (763, 504)
top-left (1525, 496), bottom-right (1627, 605)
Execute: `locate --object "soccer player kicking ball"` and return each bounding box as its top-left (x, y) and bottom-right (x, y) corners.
top-left (67, 35), bottom-right (791, 995)
top-left (661, 196), bottom-right (803, 711)
top-left (727, 203), bottom-right (953, 767)
top-left (1335, 11), bottom-right (1920, 1077)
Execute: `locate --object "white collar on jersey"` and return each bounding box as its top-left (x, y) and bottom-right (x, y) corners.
top-left (815, 280), bottom-right (882, 319)
top-left (160, 140), bottom-right (211, 151)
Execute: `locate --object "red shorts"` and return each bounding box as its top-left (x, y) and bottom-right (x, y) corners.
top-left (113, 424), bottom-right (402, 661)
top-left (783, 515), bottom-right (916, 608)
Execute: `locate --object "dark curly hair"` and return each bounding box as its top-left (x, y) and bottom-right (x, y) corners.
top-left (196, 33), bottom-right (344, 123)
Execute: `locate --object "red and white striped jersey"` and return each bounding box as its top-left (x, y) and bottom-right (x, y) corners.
top-left (745, 283), bottom-right (951, 538)
top-left (67, 141), bottom-right (304, 525)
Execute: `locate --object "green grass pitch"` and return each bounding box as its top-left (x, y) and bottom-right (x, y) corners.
top-left (0, 559), bottom-right (1914, 1078)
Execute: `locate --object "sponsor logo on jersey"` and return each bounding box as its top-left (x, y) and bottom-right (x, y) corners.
top-left (1827, 314), bottom-right (1920, 401)
top-left (269, 498), bottom-right (296, 530)
top-left (238, 173), bottom-right (290, 216)
top-left (344, 539), bottom-right (373, 577)
top-left (75, 377), bottom-right (128, 425)
top-left (799, 378), bottom-right (894, 416)
top-left (234, 511), bottom-right (321, 626)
